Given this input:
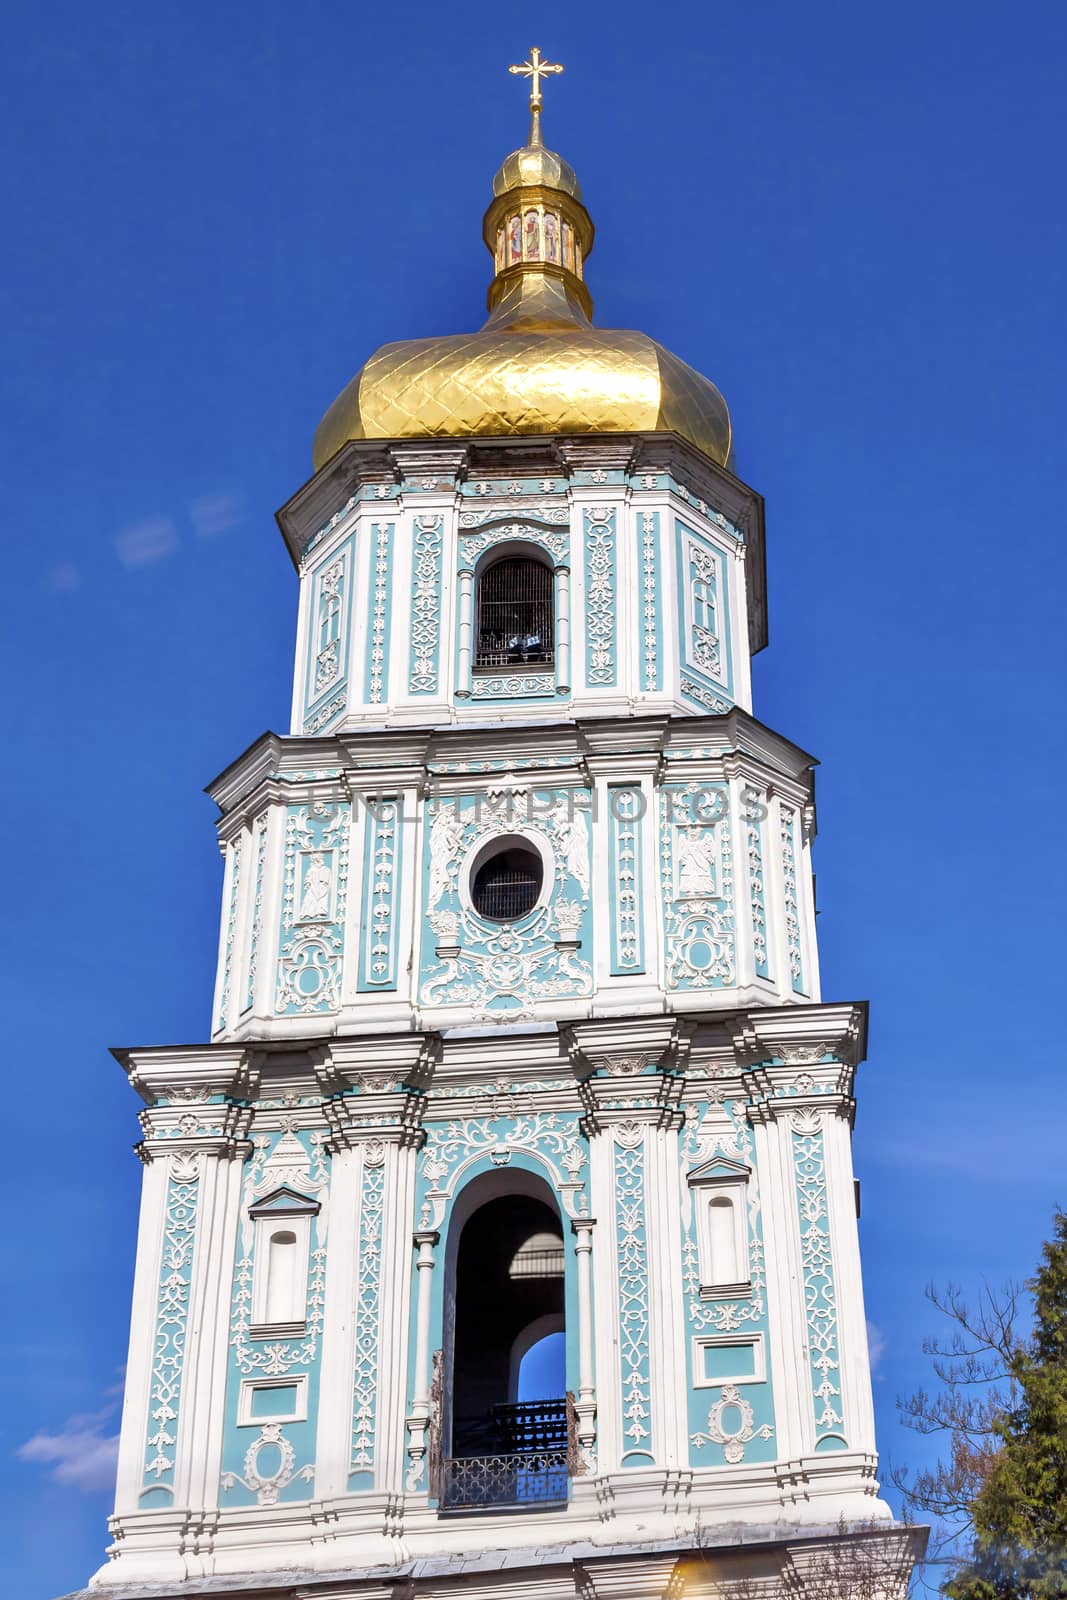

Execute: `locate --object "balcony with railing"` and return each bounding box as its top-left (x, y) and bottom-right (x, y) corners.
top-left (437, 1397), bottom-right (572, 1513)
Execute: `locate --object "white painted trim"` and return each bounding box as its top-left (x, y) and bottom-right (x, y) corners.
top-left (237, 1373), bottom-right (309, 1427)
top-left (691, 1332), bottom-right (766, 1388)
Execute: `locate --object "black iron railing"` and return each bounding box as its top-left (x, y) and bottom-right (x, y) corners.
top-left (441, 1398), bottom-right (570, 1511)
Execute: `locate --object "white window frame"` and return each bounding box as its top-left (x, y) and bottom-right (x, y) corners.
top-left (688, 1158), bottom-right (751, 1299)
top-left (692, 1332), bottom-right (766, 1388)
top-left (248, 1187), bottom-right (319, 1338)
top-left (237, 1373), bottom-right (310, 1426)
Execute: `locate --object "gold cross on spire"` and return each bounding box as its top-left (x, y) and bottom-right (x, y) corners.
top-left (509, 46), bottom-right (564, 147)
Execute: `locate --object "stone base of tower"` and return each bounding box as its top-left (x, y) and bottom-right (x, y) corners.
top-left (70, 1510), bottom-right (926, 1599)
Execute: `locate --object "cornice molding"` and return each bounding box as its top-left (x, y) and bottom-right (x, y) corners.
top-left (730, 1002), bottom-right (867, 1071)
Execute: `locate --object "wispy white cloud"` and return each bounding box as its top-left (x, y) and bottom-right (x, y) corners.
top-left (114, 516), bottom-right (178, 569)
top-left (190, 490), bottom-right (245, 538)
top-left (43, 561), bottom-right (81, 592)
top-left (867, 1319), bottom-right (887, 1375)
top-left (18, 1404), bottom-right (120, 1494)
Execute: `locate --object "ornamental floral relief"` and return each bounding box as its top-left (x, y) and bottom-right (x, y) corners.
top-left (243, 812), bottom-right (268, 1014)
top-left (690, 1385), bottom-right (773, 1462)
top-left (216, 838), bottom-right (242, 1034)
top-left (660, 783), bottom-right (736, 991)
top-left (471, 675), bottom-right (556, 700)
top-left (221, 1425), bottom-right (315, 1506)
top-left (365, 521), bottom-right (394, 705)
top-left (608, 785), bottom-right (644, 973)
top-left (349, 1147), bottom-right (385, 1486)
top-left (358, 798), bottom-right (403, 991)
top-left (418, 789), bottom-right (593, 1019)
top-left (408, 514), bottom-right (444, 695)
top-left (275, 803), bottom-right (350, 1016)
top-left (744, 788), bottom-right (770, 981)
top-left (679, 676), bottom-right (730, 714)
top-left (614, 1131), bottom-right (653, 1464)
top-left (791, 1115), bottom-right (846, 1444)
top-left (417, 1111), bottom-right (588, 1230)
top-left (639, 511), bottom-right (662, 692)
top-left (780, 805), bottom-right (806, 993)
top-left (458, 508), bottom-right (569, 536)
top-left (303, 539), bottom-right (354, 734)
top-left (583, 506), bottom-right (617, 686)
top-left (140, 1161), bottom-right (199, 1499)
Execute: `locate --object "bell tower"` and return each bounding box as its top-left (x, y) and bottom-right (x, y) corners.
top-left (89, 51), bottom-right (923, 1600)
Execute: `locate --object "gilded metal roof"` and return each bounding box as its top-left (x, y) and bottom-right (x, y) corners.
top-left (311, 105), bottom-right (732, 472)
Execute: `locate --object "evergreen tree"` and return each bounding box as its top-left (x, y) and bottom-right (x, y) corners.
top-left (945, 1209), bottom-right (1067, 1599)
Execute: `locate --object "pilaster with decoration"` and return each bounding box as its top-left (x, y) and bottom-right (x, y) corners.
top-left (569, 1017), bottom-right (692, 1476)
top-left (113, 1046), bottom-right (257, 1522)
top-left (312, 1033), bottom-right (435, 1506)
top-left (734, 1004), bottom-right (875, 1468)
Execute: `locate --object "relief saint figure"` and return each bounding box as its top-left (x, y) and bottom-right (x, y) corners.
top-left (676, 827), bottom-right (719, 900)
top-left (299, 852), bottom-right (333, 922)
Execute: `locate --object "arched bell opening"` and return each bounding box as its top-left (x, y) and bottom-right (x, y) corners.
top-left (439, 1169), bottom-right (570, 1511)
top-left (474, 551), bottom-right (554, 671)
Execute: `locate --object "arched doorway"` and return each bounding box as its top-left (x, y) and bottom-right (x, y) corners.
top-left (441, 1176), bottom-right (570, 1510)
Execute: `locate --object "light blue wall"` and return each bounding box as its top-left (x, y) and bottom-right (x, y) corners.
top-left (219, 1127), bottom-right (331, 1508)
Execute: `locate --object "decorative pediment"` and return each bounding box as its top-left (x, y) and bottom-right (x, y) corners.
top-left (687, 1156), bottom-right (750, 1187)
top-left (248, 1185), bottom-right (321, 1219)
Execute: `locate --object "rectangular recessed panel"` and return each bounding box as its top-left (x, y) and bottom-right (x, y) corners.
top-left (703, 1341), bottom-right (757, 1382)
top-left (250, 1383), bottom-right (299, 1420)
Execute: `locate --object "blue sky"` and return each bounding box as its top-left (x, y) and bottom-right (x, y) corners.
top-left (3, 1), bottom-right (1066, 1594)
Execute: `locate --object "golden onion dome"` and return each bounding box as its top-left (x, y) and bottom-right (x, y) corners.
top-left (492, 141), bottom-right (581, 201)
top-left (312, 56), bottom-right (731, 473)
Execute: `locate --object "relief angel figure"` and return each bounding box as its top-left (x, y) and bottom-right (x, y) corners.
top-left (298, 852), bottom-right (333, 921)
top-left (428, 801), bottom-right (464, 909)
top-left (549, 798), bottom-right (590, 898)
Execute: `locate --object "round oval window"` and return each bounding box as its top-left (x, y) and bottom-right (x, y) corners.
top-left (470, 844), bottom-right (544, 923)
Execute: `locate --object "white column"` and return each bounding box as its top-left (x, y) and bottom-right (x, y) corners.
top-left (555, 562), bottom-right (572, 692)
top-left (823, 1105), bottom-right (877, 1454)
top-left (375, 1142), bottom-right (419, 1492)
top-left (572, 1216), bottom-right (597, 1468)
top-left (750, 1109), bottom-right (811, 1460)
top-left (113, 1156), bottom-right (170, 1515)
top-left (314, 1143), bottom-right (361, 1499)
top-left (405, 1228), bottom-right (439, 1492)
top-left (455, 567), bottom-right (474, 696)
top-left (645, 1123), bottom-right (689, 1465)
top-left (175, 1147), bottom-right (247, 1520)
